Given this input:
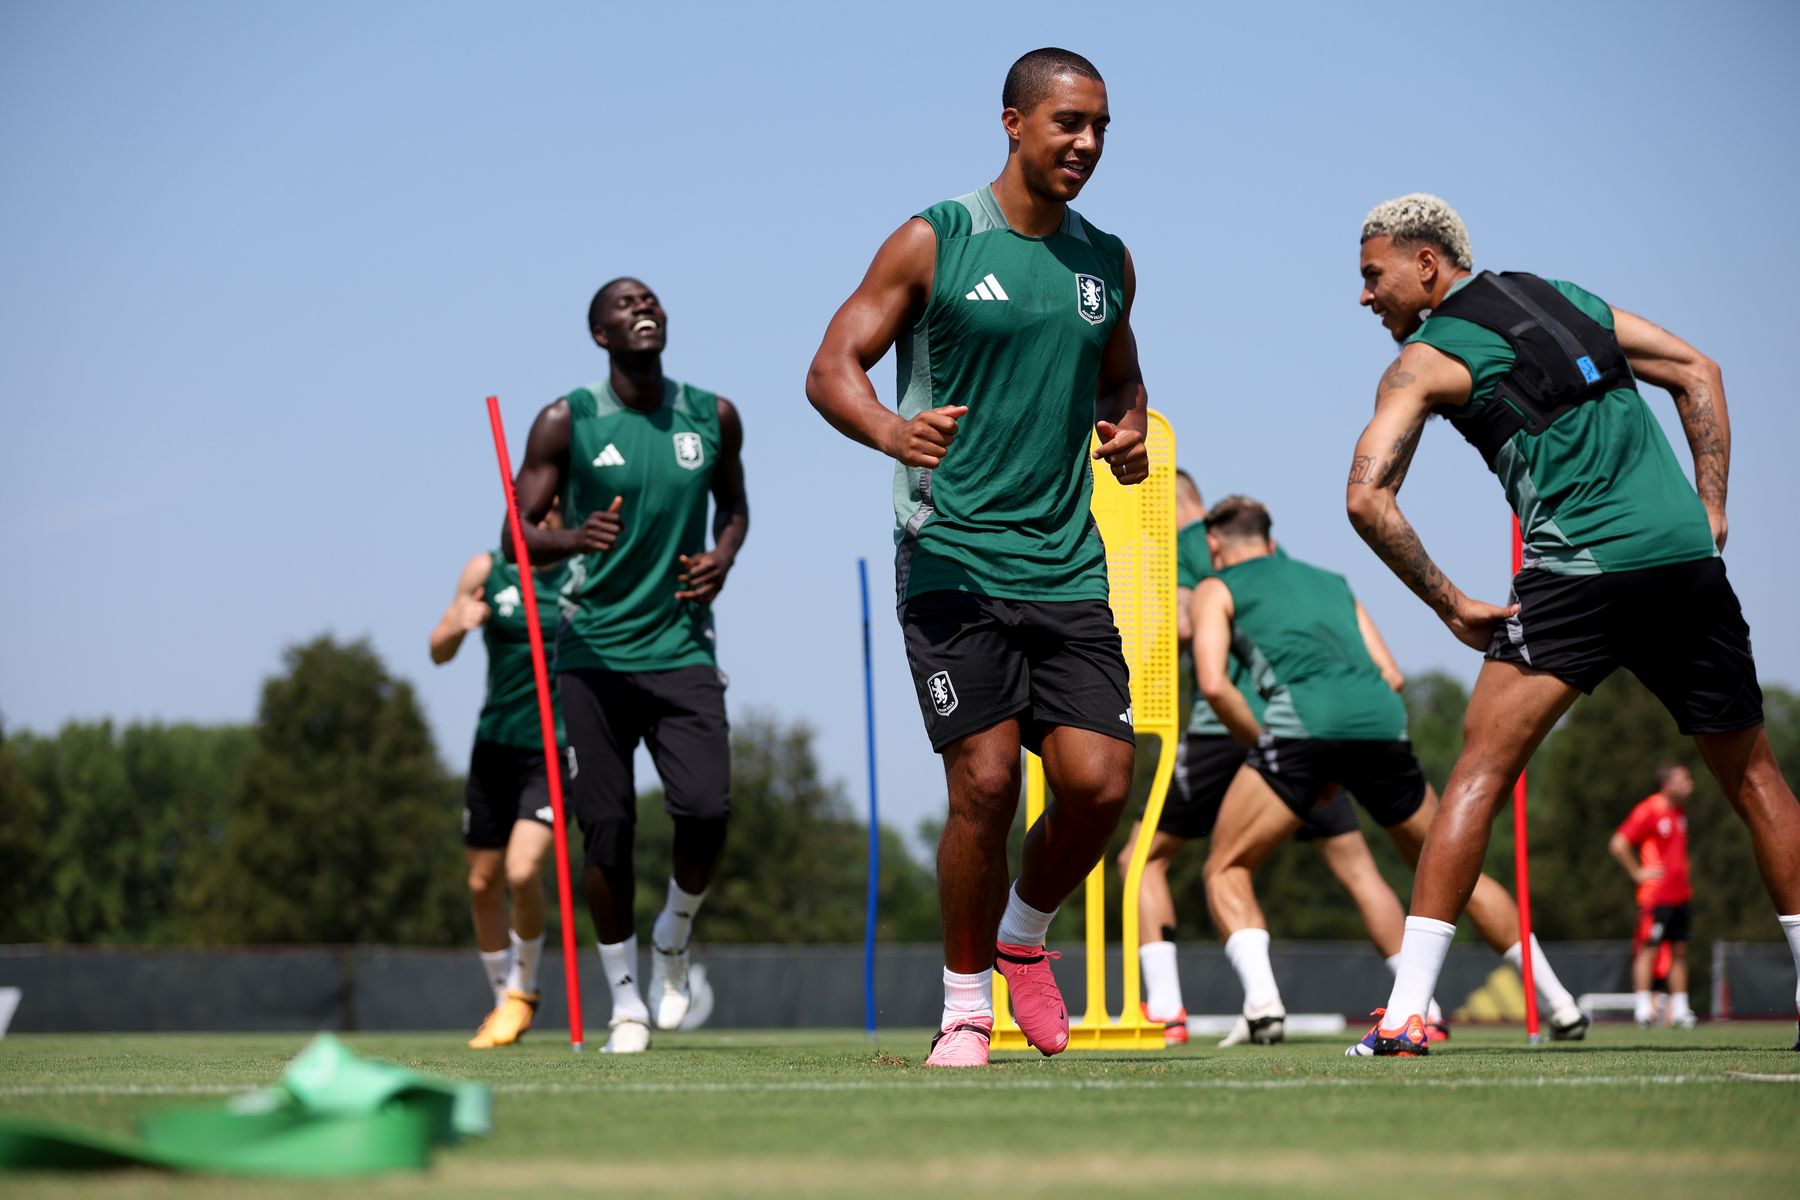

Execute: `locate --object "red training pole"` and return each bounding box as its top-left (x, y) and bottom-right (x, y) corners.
top-left (487, 396), bottom-right (585, 1052)
top-left (1510, 517), bottom-right (1541, 1043)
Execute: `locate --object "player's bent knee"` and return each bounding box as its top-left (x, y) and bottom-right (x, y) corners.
top-left (672, 814), bottom-right (729, 862)
top-left (949, 764), bottom-right (1019, 818)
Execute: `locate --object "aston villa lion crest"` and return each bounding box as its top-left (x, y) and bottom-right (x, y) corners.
top-left (1076, 274), bottom-right (1106, 325)
top-left (928, 671), bottom-right (958, 717)
top-left (673, 431), bottom-right (704, 470)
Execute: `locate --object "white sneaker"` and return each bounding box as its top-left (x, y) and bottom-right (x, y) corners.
top-left (601, 1015), bottom-right (651, 1053)
top-left (1218, 1001), bottom-right (1285, 1047)
top-left (650, 943), bottom-right (692, 1030)
top-left (1671, 1010), bottom-right (1698, 1029)
top-left (678, 964), bottom-right (714, 1031)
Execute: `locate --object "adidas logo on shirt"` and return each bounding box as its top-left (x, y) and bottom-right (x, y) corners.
top-left (964, 273), bottom-right (1009, 302)
top-left (592, 443), bottom-right (626, 467)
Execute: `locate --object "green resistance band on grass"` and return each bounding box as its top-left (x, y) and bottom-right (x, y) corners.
top-left (0, 1034), bottom-right (491, 1177)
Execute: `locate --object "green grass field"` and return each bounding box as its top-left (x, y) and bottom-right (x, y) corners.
top-left (3, 1024), bottom-right (1798, 1198)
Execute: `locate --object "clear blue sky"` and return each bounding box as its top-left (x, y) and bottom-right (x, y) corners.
top-left (4, 1), bottom-right (1797, 849)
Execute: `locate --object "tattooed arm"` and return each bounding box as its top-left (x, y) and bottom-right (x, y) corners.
top-left (1611, 308), bottom-right (1729, 550)
top-left (1345, 343), bottom-right (1516, 652)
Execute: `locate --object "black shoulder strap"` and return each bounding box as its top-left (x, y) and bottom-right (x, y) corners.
top-left (1429, 271), bottom-right (1633, 465)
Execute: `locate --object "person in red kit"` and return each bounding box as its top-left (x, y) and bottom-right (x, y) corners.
top-left (1610, 763), bottom-right (1696, 1028)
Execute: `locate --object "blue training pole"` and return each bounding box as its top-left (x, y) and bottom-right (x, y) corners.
top-left (859, 558), bottom-right (880, 1039)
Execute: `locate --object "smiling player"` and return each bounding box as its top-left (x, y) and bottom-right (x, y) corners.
top-left (808, 48), bottom-right (1150, 1067)
top-left (510, 278), bottom-right (749, 1053)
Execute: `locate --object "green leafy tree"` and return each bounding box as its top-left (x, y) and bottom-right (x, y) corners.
top-left (188, 636), bottom-right (467, 945)
top-left (0, 718), bottom-right (49, 941)
top-left (563, 711), bottom-right (941, 945)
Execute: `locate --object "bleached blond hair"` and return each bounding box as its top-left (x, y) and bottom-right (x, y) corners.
top-left (1361, 193), bottom-right (1474, 271)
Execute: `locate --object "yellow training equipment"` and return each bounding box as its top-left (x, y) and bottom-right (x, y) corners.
top-left (990, 409), bottom-right (1178, 1051)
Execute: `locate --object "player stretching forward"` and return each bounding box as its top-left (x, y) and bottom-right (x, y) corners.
top-left (1346, 193), bottom-right (1800, 1055)
top-left (1194, 497), bottom-right (1588, 1044)
top-left (1611, 764), bottom-right (1698, 1028)
top-left (808, 48), bottom-right (1149, 1067)
top-left (1117, 476), bottom-right (1428, 1047)
top-left (430, 511), bottom-right (571, 1047)
top-left (513, 277), bottom-right (749, 1053)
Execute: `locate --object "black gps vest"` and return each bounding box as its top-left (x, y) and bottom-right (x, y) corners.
top-left (1429, 271), bottom-right (1634, 466)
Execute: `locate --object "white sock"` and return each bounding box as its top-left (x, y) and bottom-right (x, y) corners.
top-left (1505, 935), bottom-right (1575, 1012)
top-left (1386, 953), bottom-right (1443, 1024)
top-left (941, 967), bottom-right (992, 1027)
top-left (506, 930), bottom-right (545, 995)
top-left (1779, 914), bottom-right (1800, 1013)
top-left (1670, 991), bottom-right (1693, 1019)
top-left (652, 879), bottom-right (707, 951)
top-left (598, 935), bottom-right (649, 1023)
top-left (479, 948), bottom-right (511, 1009)
top-left (1634, 990), bottom-right (1655, 1021)
top-left (996, 884), bottom-right (1055, 947)
top-left (1223, 928), bottom-right (1281, 1014)
top-left (1381, 916), bottom-right (1455, 1025)
top-left (1140, 941), bottom-right (1184, 1017)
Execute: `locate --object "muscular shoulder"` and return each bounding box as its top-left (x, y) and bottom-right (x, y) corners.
top-left (460, 551), bottom-right (495, 592)
top-left (916, 197), bottom-right (975, 241)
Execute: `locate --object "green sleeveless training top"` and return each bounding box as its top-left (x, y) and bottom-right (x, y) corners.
top-left (476, 551), bottom-right (570, 748)
top-left (1178, 528), bottom-right (1297, 737)
top-left (557, 378), bottom-right (721, 673)
top-left (1409, 278), bottom-right (1715, 576)
top-left (1218, 554), bottom-right (1406, 741)
top-left (893, 185), bottom-right (1127, 603)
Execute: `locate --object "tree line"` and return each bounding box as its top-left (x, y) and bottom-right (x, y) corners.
top-left (0, 637), bottom-right (939, 948)
top-left (3, 637), bottom-right (1795, 982)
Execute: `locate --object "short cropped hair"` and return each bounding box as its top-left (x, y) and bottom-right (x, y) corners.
top-left (587, 277), bottom-right (640, 332)
top-left (1653, 762), bottom-right (1688, 789)
top-left (1204, 494), bottom-right (1272, 542)
top-left (1003, 48), bottom-right (1103, 113)
top-left (1361, 193), bottom-right (1474, 271)
top-left (1175, 469), bottom-right (1202, 509)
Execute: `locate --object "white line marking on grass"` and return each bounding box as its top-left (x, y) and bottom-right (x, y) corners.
top-left (1722, 1071), bottom-right (1800, 1082)
top-left (490, 1073), bottom-right (1720, 1096)
top-left (0, 1084), bottom-right (244, 1097)
top-left (0, 1073), bottom-right (1757, 1101)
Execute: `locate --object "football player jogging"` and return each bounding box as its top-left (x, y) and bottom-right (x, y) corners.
top-left (429, 511), bottom-right (572, 1048)
top-left (1346, 193), bottom-right (1800, 1055)
top-left (1611, 764), bottom-right (1698, 1027)
top-left (1116, 475), bottom-right (1428, 1048)
top-left (512, 277), bottom-right (749, 1054)
top-left (1193, 496), bottom-right (1587, 1046)
top-left (807, 47), bottom-right (1150, 1067)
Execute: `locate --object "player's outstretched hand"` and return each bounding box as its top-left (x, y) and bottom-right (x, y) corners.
top-left (887, 405), bottom-right (967, 468)
top-left (1445, 594), bottom-right (1518, 652)
top-left (1093, 420), bottom-right (1149, 484)
top-left (675, 550), bottom-right (734, 604)
top-left (451, 587), bottom-right (490, 631)
top-left (577, 497), bottom-right (625, 553)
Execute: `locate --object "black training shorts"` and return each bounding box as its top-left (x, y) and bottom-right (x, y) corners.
top-left (1488, 556), bottom-right (1762, 734)
top-left (900, 591), bottom-right (1134, 754)
top-left (1246, 736), bottom-right (1428, 829)
top-left (558, 665), bottom-right (731, 868)
top-left (463, 740), bottom-right (563, 849)
top-left (1153, 734), bottom-right (1361, 842)
top-left (1638, 901), bottom-right (1692, 948)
